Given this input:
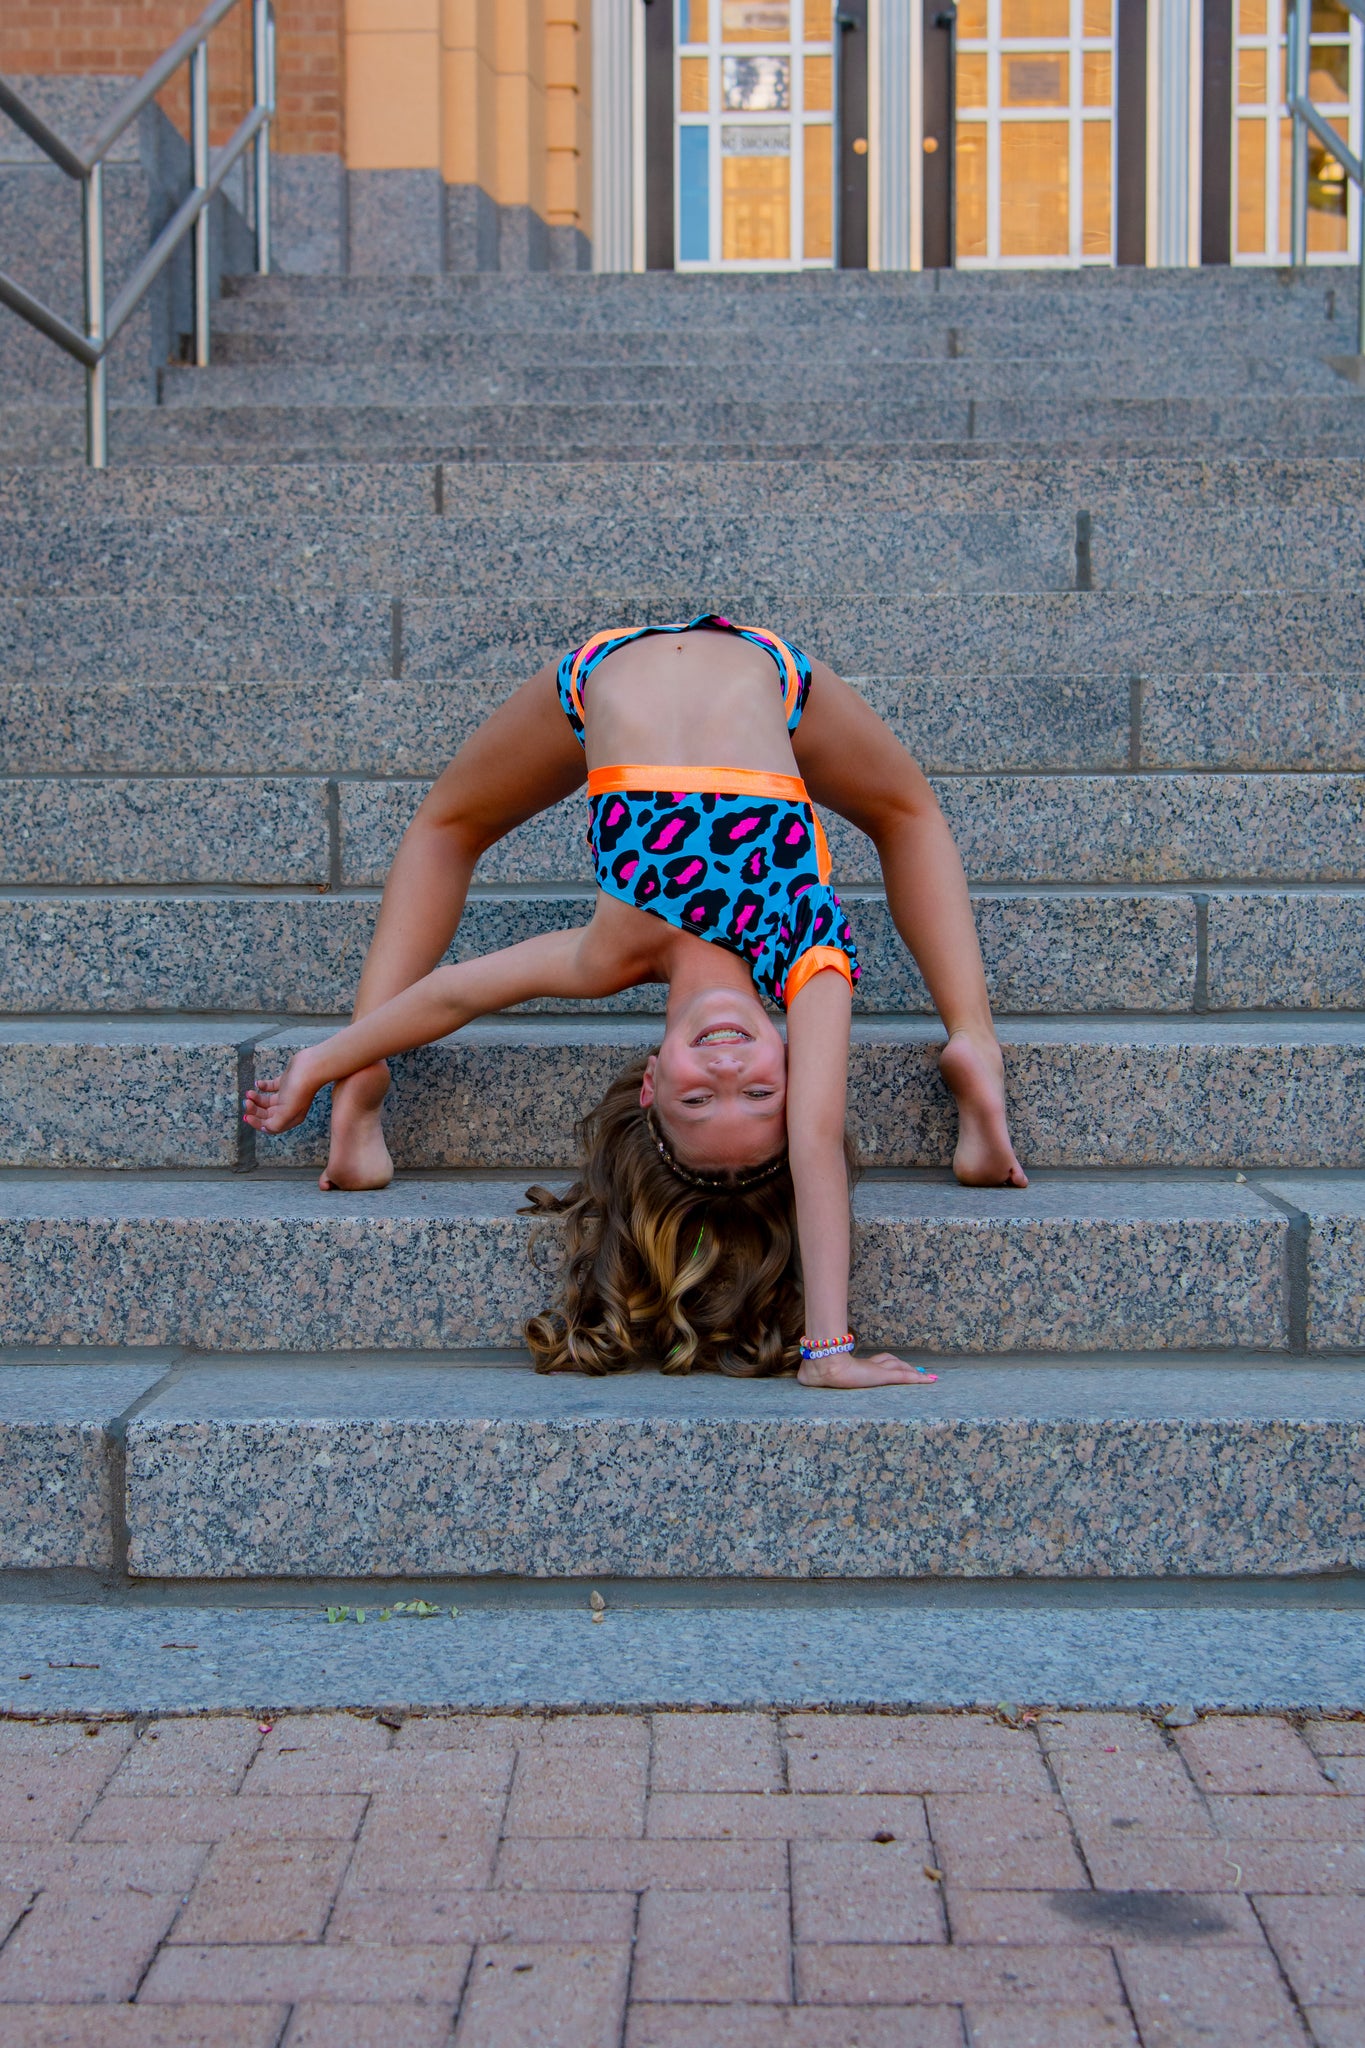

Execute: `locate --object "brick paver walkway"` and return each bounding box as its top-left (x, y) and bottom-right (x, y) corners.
top-left (0, 1708), bottom-right (1361, 2046)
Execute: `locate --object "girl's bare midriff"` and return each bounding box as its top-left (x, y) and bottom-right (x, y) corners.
top-left (582, 627), bottom-right (801, 778)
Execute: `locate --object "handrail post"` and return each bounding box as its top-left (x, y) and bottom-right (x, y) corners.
top-left (253, 0), bottom-right (273, 273)
top-left (1289, 0), bottom-right (1309, 266)
top-left (190, 38), bottom-right (211, 364)
top-left (82, 162), bottom-right (107, 468)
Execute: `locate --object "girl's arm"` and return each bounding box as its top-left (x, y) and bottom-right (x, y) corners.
top-left (784, 969), bottom-right (938, 1389)
top-left (244, 920), bottom-right (637, 1136)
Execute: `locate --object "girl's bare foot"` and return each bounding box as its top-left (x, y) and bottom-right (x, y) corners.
top-left (243, 1051), bottom-right (323, 1136)
top-left (939, 1029), bottom-right (1028, 1188)
top-left (798, 1352), bottom-right (939, 1388)
top-left (321, 1063), bottom-right (394, 1192)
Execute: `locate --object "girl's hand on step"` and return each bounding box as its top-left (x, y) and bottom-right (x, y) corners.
top-left (242, 1052), bottom-right (321, 1135)
top-left (797, 1351), bottom-right (939, 1390)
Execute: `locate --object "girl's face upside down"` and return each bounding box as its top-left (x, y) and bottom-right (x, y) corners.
top-left (639, 985), bottom-right (787, 1174)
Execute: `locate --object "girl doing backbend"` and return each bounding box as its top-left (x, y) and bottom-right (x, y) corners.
top-left (244, 616), bottom-right (1027, 1390)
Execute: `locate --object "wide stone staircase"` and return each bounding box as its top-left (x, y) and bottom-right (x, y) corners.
top-left (1, 266), bottom-right (1362, 1704)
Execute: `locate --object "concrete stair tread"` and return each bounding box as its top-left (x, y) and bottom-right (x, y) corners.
top-left (0, 1165), bottom-right (1336, 1358)
top-left (3, 1346), bottom-right (1363, 1582)
top-left (7, 590), bottom-right (1365, 683)
top-left (5, 886), bottom-right (1360, 1017)
top-left (5, 1012), bottom-right (1364, 1172)
top-left (7, 671), bottom-right (1363, 777)
top-left (4, 770), bottom-right (1363, 890)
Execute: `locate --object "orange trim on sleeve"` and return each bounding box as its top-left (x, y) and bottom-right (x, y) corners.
top-left (729, 624), bottom-right (802, 722)
top-left (568, 627), bottom-right (643, 724)
top-left (783, 946), bottom-right (854, 1007)
top-left (587, 764), bottom-right (811, 801)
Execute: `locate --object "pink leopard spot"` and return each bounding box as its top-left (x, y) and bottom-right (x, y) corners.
top-left (652, 818), bottom-right (688, 851)
top-left (674, 859), bottom-right (706, 887)
top-left (727, 814), bottom-right (761, 842)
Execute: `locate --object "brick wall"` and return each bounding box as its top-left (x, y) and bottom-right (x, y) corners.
top-left (0, 0), bottom-right (344, 155)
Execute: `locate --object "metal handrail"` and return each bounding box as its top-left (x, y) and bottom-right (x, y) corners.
top-left (0, 0), bottom-right (275, 466)
top-left (1288, 0), bottom-right (1365, 349)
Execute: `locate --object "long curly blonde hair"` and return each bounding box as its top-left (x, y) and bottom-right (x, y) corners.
top-left (524, 1057), bottom-right (853, 1377)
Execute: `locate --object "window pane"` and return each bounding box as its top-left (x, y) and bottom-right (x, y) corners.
top-left (803, 0), bottom-right (831, 35)
top-left (1309, 43), bottom-right (1351, 100)
top-left (1082, 118), bottom-right (1111, 254)
top-left (956, 121), bottom-right (989, 256)
top-left (722, 0), bottom-right (791, 40)
top-left (1083, 0), bottom-right (1112, 31)
top-left (804, 121), bottom-right (833, 257)
top-left (1082, 50), bottom-right (1111, 103)
top-left (958, 0), bottom-right (988, 35)
top-left (680, 0), bottom-right (710, 41)
top-left (1238, 49), bottom-right (1267, 102)
top-left (1000, 119), bottom-right (1069, 254)
top-left (1309, 119), bottom-right (1351, 248)
top-left (1001, 0), bottom-right (1069, 37)
top-left (957, 51), bottom-right (989, 105)
top-left (804, 53), bottom-right (832, 107)
top-left (1237, 115), bottom-right (1266, 252)
top-left (680, 57), bottom-right (710, 112)
top-left (1311, 0), bottom-right (1349, 30)
top-left (1238, 0), bottom-right (1267, 31)
top-left (1004, 53), bottom-right (1068, 103)
top-left (722, 136), bottom-right (791, 256)
top-left (679, 126), bottom-right (711, 260)
top-left (722, 54), bottom-right (791, 107)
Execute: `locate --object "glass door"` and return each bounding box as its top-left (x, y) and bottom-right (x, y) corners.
top-left (1234, 0), bottom-right (1359, 260)
top-left (675, 0), bottom-right (837, 267)
top-left (954, 0), bottom-right (1117, 265)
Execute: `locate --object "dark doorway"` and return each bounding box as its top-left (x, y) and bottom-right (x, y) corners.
top-left (922, 6), bottom-right (955, 268)
top-left (1116, 0), bottom-right (1148, 262)
top-left (837, 0), bottom-right (870, 267)
top-left (1201, 0), bottom-right (1234, 262)
top-left (644, 0), bottom-right (675, 270)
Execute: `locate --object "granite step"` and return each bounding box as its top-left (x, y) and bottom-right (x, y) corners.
top-left (0, 1168), bottom-right (1345, 1356)
top-left (9, 403), bottom-right (1365, 469)
top-left (8, 884), bottom-right (1361, 1015)
top-left (4, 772), bottom-right (1362, 890)
top-left (157, 356), bottom-right (1352, 407)
top-left (2, 1351), bottom-right (1362, 1583)
top-left (3, 1015), bottom-right (1361, 1172)
top-left (7, 450), bottom-right (1365, 527)
top-left (207, 322), bottom-right (1345, 366)
top-left (11, 497), bottom-right (1365, 596)
top-left (7, 670), bottom-right (1363, 777)
top-left (6, 591), bottom-right (1365, 683)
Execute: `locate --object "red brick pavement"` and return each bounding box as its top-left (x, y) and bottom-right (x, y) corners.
top-left (0, 1708), bottom-right (1359, 2045)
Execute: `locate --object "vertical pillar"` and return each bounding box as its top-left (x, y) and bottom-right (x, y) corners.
top-left (592, 0), bottom-right (635, 268)
top-left (1146, 0), bottom-right (1200, 264)
top-left (878, 0), bottom-right (916, 267)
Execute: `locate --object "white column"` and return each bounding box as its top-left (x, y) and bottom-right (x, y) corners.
top-left (877, 0), bottom-right (916, 267)
top-left (1147, 0), bottom-right (1202, 264)
top-left (592, 0), bottom-right (638, 270)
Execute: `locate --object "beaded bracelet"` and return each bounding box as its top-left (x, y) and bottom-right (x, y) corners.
top-left (800, 1331), bottom-right (856, 1362)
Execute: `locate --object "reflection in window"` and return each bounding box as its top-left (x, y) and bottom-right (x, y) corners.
top-left (1000, 121), bottom-right (1070, 255)
top-left (722, 0), bottom-right (790, 40)
top-left (722, 54), bottom-right (791, 108)
top-left (722, 124), bottom-right (791, 257)
top-left (1234, 0), bottom-right (1354, 258)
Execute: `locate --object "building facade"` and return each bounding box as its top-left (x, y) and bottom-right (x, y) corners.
top-left (1, 0), bottom-right (1357, 274)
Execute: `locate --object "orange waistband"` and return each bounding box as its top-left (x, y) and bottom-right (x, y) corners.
top-left (586, 764), bottom-right (810, 801)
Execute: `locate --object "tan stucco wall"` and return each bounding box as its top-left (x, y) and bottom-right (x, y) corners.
top-left (344, 0), bottom-right (590, 233)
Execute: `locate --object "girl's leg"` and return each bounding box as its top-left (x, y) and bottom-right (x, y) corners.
top-left (322, 664), bottom-right (586, 1188)
top-left (792, 660), bottom-right (1027, 1187)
